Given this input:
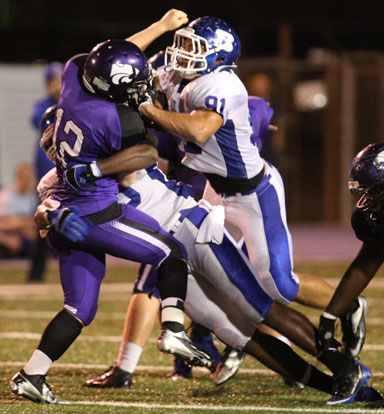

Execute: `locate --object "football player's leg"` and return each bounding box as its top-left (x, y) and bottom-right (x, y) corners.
top-left (83, 207), bottom-right (211, 368)
top-left (192, 230), bottom-right (273, 325)
top-left (84, 264), bottom-right (161, 388)
top-left (81, 203), bottom-right (189, 334)
top-left (264, 301), bottom-right (359, 377)
top-left (11, 248), bottom-right (105, 403)
top-left (185, 274), bottom-right (336, 396)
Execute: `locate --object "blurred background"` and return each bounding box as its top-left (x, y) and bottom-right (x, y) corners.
top-left (1, 0), bottom-right (383, 241)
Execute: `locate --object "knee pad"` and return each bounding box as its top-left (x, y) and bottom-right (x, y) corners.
top-left (157, 258), bottom-right (188, 301)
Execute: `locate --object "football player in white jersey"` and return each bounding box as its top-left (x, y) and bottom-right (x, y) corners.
top-left (138, 16), bottom-right (334, 310)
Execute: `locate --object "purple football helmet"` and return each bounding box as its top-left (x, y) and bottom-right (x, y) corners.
top-left (165, 16), bottom-right (241, 77)
top-left (349, 143), bottom-right (384, 212)
top-left (83, 39), bottom-right (151, 103)
top-left (39, 104), bottom-right (57, 162)
top-left (39, 104), bottom-right (57, 138)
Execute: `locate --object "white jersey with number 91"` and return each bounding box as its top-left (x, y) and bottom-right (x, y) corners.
top-left (159, 69), bottom-right (264, 179)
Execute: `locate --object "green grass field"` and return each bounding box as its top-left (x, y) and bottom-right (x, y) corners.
top-left (1, 260), bottom-right (384, 413)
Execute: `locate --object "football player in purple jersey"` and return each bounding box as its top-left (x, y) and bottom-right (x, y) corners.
top-left (317, 143), bottom-right (384, 408)
top-left (9, 10), bottom-right (215, 405)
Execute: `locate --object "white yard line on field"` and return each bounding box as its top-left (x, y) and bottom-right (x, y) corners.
top-left (3, 310), bottom-right (384, 329)
top-left (1, 331), bottom-right (384, 351)
top-left (1, 360), bottom-right (384, 378)
top-left (40, 400), bottom-right (384, 413)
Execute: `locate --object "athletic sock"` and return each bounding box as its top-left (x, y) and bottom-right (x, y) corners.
top-left (23, 349), bottom-right (53, 376)
top-left (161, 297), bottom-right (185, 331)
top-left (117, 342), bottom-right (143, 373)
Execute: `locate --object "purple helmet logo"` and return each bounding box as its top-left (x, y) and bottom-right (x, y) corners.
top-left (110, 63), bottom-right (140, 85)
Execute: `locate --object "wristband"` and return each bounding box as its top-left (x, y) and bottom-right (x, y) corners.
top-left (89, 161), bottom-right (102, 178)
top-left (322, 311), bottom-right (337, 320)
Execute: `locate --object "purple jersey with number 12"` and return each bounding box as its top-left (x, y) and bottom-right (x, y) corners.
top-left (52, 54), bottom-right (148, 216)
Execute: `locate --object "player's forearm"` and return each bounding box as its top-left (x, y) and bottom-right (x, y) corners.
top-left (326, 245), bottom-right (383, 316)
top-left (126, 21), bottom-right (168, 51)
top-left (34, 202), bottom-right (52, 229)
top-left (140, 105), bottom-right (217, 143)
top-left (98, 144), bottom-right (158, 175)
top-left (126, 9), bottom-right (188, 51)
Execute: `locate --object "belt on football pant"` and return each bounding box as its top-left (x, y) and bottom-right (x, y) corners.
top-left (84, 202), bottom-right (122, 224)
top-left (205, 164), bottom-right (265, 196)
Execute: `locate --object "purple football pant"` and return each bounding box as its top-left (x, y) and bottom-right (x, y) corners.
top-left (49, 203), bottom-right (186, 325)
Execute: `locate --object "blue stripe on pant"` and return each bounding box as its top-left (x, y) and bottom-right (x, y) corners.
top-left (209, 234), bottom-right (273, 319)
top-left (257, 174), bottom-right (299, 303)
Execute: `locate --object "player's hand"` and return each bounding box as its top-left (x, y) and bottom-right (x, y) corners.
top-left (316, 313), bottom-right (341, 354)
top-left (47, 206), bottom-right (88, 242)
top-left (159, 9), bottom-right (188, 32)
top-left (65, 162), bottom-right (102, 190)
top-left (138, 89), bottom-right (165, 112)
top-left (40, 124), bottom-right (57, 162)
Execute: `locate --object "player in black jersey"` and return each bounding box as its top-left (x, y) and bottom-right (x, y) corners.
top-left (317, 143), bottom-right (384, 407)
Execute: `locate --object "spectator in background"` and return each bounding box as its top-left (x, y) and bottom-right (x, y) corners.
top-left (27, 62), bottom-right (63, 282)
top-left (0, 163), bottom-right (38, 258)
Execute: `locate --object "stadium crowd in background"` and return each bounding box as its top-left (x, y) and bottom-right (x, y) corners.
top-left (0, 163), bottom-right (38, 258)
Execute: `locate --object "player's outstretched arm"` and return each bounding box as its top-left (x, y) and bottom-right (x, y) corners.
top-left (325, 242), bottom-right (384, 317)
top-left (65, 144), bottom-right (158, 190)
top-left (139, 96), bottom-right (223, 143)
top-left (126, 9), bottom-right (188, 51)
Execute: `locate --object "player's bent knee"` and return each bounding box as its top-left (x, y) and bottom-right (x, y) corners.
top-left (272, 272), bottom-right (299, 304)
top-left (73, 305), bottom-right (98, 326)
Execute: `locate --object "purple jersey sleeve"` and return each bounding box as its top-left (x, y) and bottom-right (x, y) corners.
top-left (351, 206), bottom-right (384, 243)
top-left (248, 96), bottom-right (275, 152)
top-left (52, 54), bottom-right (147, 216)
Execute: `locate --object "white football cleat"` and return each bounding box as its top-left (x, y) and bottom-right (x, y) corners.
top-left (157, 329), bottom-right (213, 369)
top-left (213, 347), bottom-right (245, 386)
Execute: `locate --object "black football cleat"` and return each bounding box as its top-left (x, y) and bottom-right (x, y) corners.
top-left (83, 365), bottom-right (132, 389)
top-left (10, 370), bottom-right (68, 404)
top-left (326, 361), bottom-right (372, 405)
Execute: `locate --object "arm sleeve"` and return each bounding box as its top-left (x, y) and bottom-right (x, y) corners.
top-left (116, 105), bottom-right (148, 149)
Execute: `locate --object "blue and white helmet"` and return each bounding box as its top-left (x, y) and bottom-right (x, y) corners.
top-left (349, 143), bottom-right (384, 212)
top-left (165, 17), bottom-right (241, 77)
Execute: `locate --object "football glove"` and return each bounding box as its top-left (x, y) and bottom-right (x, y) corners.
top-left (65, 161), bottom-right (102, 190)
top-left (47, 206), bottom-right (88, 243)
top-left (137, 89), bottom-right (166, 128)
top-left (316, 312), bottom-right (341, 354)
